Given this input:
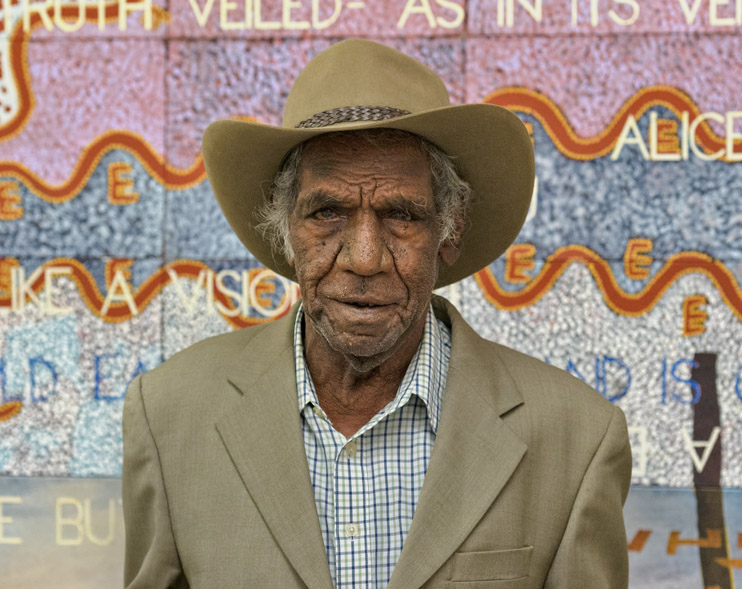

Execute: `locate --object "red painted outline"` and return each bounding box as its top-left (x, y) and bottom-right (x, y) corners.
top-left (0, 258), bottom-right (288, 328)
top-left (2, 248), bottom-right (741, 325)
top-left (0, 10), bottom-right (736, 200)
top-left (0, 2), bottom-right (168, 142)
top-left (0, 401), bottom-right (22, 422)
top-left (474, 245), bottom-right (742, 324)
top-left (485, 87), bottom-right (742, 162)
top-left (1, 247), bottom-right (740, 424)
top-left (0, 130), bottom-right (206, 200)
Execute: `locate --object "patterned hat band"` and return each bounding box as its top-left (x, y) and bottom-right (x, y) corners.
top-left (295, 105), bottom-right (412, 129)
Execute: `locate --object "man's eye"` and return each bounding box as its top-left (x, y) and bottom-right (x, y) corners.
top-left (313, 208), bottom-right (339, 220)
top-left (389, 209), bottom-right (413, 222)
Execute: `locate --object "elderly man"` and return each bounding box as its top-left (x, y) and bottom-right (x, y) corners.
top-left (122, 40), bottom-right (632, 588)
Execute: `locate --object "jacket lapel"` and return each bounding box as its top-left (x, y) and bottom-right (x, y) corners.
top-left (388, 300), bottom-right (528, 589)
top-left (215, 310), bottom-right (334, 589)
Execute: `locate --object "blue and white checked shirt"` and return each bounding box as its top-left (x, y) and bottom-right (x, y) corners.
top-left (294, 305), bottom-right (452, 589)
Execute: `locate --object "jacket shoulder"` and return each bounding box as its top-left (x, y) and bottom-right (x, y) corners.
top-left (486, 339), bottom-right (627, 462)
top-left (156, 322), bottom-right (270, 377)
top-left (491, 341), bottom-right (614, 416)
top-left (133, 314), bottom-right (293, 420)
top-left (439, 297), bottom-right (621, 448)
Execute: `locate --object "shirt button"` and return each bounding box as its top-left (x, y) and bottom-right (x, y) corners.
top-left (312, 405), bottom-right (325, 419)
top-left (345, 441), bottom-right (357, 458)
top-left (345, 523), bottom-right (359, 538)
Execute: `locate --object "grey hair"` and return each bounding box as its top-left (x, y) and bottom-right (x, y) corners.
top-left (256, 129), bottom-right (473, 262)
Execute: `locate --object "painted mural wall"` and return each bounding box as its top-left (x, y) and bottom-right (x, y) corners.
top-left (0, 0), bottom-right (741, 587)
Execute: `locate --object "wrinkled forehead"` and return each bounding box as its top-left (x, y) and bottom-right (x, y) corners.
top-left (298, 130), bottom-right (432, 183)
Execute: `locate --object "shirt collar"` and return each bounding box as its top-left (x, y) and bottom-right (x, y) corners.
top-left (293, 303), bottom-right (450, 435)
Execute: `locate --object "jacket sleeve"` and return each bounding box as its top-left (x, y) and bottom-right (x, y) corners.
top-left (545, 405), bottom-right (633, 588)
top-left (122, 375), bottom-right (190, 589)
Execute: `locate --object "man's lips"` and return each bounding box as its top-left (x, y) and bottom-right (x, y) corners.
top-left (323, 295), bottom-right (402, 312)
top-left (332, 298), bottom-right (394, 308)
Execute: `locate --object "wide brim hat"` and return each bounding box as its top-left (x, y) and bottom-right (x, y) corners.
top-left (203, 39), bottom-right (535, 288)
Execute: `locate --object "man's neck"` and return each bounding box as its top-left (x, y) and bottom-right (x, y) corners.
top-left (303, 313), bottom-right (426, 438)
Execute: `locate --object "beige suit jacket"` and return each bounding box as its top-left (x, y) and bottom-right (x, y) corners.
top-left (122, 298), bottom-right (632, 588)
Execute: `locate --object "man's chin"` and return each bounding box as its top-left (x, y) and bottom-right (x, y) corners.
top-left (305, 307), bottom-right (422, 372)
top-left (327, 332), bottom-right (397, 360)
top-left (317, 327), bottom-right (403, 372)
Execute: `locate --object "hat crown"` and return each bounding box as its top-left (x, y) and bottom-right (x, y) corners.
top-left (282, 40), bottom-right (451, 129)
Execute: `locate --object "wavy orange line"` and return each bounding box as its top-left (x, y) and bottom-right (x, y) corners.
top-left (0, 247), bottom-right (737, 423)
top-left (485, 87), bottom-right (741, 161)
top-left (1, 249), bottom-right (741, 326)
top-left (474, 245), bottom-right (742, 324)
top-left (0, 9), bottom-right (737, 198)
top-left (4, 85), bottom-right (738, 201)
top-left (0, 2), bottom-right (167, 143)
top-left (0, 131), bottom-right (206, 200)
top-left (0, 401), bottom-right (22, 422)
top-left (0, 259), bottom-right (286, 328)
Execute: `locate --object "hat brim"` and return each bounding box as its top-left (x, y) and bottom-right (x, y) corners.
top-left (202, 103), bottom-right (535, 288)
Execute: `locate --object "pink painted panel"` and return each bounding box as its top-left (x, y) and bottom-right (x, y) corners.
top-left (167, 38), bottom-right (465, 168)
top-left (0, 39), bottom-right (165, 184)
top-left (468, 0), bottom-right (742, 35)
top-left (167, 0), bottom-right (465, 38)
top-left (466, 35), bottom-right (742, 137)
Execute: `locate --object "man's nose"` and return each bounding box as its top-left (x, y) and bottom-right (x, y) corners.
top-left (337, 212), bottom-right (393, 276)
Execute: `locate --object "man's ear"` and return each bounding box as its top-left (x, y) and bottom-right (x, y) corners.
top-left (438, 218), bottom-right (464, 267)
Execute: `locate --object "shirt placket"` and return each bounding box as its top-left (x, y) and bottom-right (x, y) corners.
top-left (295, 305), bottom-right (450, 589)
top-left (303, 404), bottom-right (338, 578)
top-left (334, 431), bottom-right (371, 589)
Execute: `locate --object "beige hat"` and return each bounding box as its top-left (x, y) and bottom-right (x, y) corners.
top-left (202, 39), bottom-right (535, 287)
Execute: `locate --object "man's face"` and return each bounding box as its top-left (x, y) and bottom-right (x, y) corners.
top-left (287, 133), bottom-right (457, 371)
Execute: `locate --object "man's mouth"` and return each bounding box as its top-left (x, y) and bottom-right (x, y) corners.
top-left (333, 298), bottom-right (392, 309)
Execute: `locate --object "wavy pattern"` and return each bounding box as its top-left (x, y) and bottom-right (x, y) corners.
top-left (474, 245), bottom-right (742, 323)
top-left (1, 247), bottom-right (741, 326)
top-left (485, 87), bottom-right (742, 161)
top-left (0, 16), bottom-right (738, 198)
top-left (0, 258), bottom-right (284, 328)
top-left (0, 1), bottom-right (168, 142)
top-left (3, 85), bottom-right (738, 201)
top-left (0, 130), bottom-right (205, 200)
top-left (1, 247), bottom-right (740, 423)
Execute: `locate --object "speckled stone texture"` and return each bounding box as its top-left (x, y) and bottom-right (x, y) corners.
top-left (24, 0), bottom-right (169, 39)
top-left (165, 182), bottom-right (250, 260)
top-left (167, 0), bottom-right (465, 39)
top-left (468, 0), bottom-right (742, 35)
top-left (459, 266), bottom-right (742, 488)
top-left (1, 150), bottom-right (164, 257)
top-left (465, 35), bottom-right (742, 136)
top-left (0, 38), bottom-right (165, 184)
top-left (513, 109), bottom-right (742, 262)
top-left (0, 11), bottom-right (741, 497)
top-left (0, 259), bottom-right (162, 477)
top-left (166, 38), bottom-right (466, 168)
top-left (5, 250), bottom-right (741, 486)
top-left (161, 270), bottom-right (241, 359)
